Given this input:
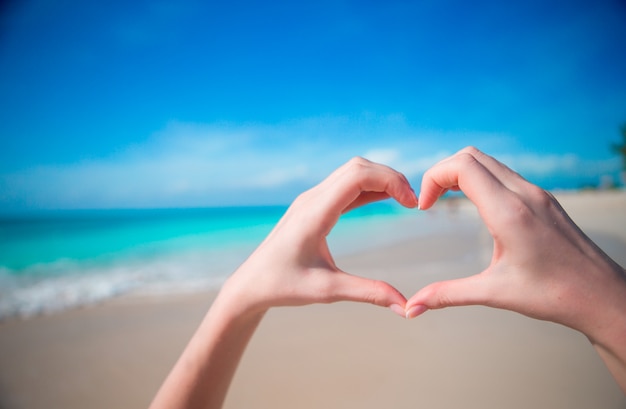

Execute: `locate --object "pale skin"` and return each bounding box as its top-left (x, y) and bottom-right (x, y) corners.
top-left (405, 146), bottom-right (626, 393)
top-left (149, 157), bottom-right (417, 409)
top-left (150, 149), bottom-right (626, 409)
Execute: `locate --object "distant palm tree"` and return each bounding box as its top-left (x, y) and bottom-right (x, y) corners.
top-left (612, 124), bottom-right (626, 171)
top-left (612, 124), bottom-right (626, 187)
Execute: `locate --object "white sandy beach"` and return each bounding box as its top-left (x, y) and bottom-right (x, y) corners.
top-left (0, 191), bottom-right (625, 409)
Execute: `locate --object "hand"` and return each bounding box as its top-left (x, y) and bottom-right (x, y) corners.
top-left (405, 147), bottom-right (626, 391)
top-left (224, 156), bottom-right (418, 317)
top-left (150, 158), bottom-right (418, 409)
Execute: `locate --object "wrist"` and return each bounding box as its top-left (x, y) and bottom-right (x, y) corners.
top-left (587, 268), bottom-right (626, 394)
top-left (577, 262), bottom-right (626, 355)
top-left (213, 267), bottom-right (272, 321)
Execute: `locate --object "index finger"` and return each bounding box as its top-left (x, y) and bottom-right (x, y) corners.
top-left (310, 157), bottom-right (418, 235)
top-left (417, 148), bottom-right (507, 217)
top-left (322, 157), bottom-right (417, 211)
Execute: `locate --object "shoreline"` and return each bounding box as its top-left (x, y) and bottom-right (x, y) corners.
top-left (0, 190), bottom-right (625, 409)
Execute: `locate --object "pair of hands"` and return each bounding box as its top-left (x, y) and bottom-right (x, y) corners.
top-left (230, 147), bottom-right (624, 332)
top-left (149, 147), bottom-right (626, 409)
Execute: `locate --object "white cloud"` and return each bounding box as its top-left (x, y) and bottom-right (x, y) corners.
top-left (1, 120), bottom-right (349, 209)
top-left (497, 153), bottom-right (620, 178)
top-left (362, 148), bottom-right (400, 165)
top-left (248, 164), bottom-right (310, 189)
top-left (1, 116), bottom-right (621, 210)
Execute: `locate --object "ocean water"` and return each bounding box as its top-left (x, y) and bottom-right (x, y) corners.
top-left (0, 202), bottom-right (423, 320)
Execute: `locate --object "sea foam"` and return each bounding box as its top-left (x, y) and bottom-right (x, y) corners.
top-left (0, 203), bottom-right (434, 320)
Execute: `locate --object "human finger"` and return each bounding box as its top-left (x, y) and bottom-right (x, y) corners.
top-left (309, 157), bottom-right (417, 233)
top-left (404, 273), bottom-right (491, 318)
top-left (342, 191), bottom-right (391, 213)
top-left (456, 146), bottom-right (531, 194)
top-left (323, 270), bottom-right (408, 317)
top-left (417, 149), bottom-right (507, 215)
top-left (325, 157), bottom-right (417, 211)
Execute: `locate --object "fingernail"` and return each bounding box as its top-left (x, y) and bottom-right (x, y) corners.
top-left (405, 304), bottom-right (428, 319)
top-left (389, 304), bottom-right (406, 318)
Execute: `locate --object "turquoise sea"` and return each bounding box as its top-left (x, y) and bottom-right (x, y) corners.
top-left (0, 202), bottom-right (422, 319)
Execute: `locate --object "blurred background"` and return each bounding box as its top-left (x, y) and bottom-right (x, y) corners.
top-left (1, 0), bottom-right (625, 211)
top-left (1, 0), bottom-right (626, 320)
top-left (1, 4), bottom-right (626, 407)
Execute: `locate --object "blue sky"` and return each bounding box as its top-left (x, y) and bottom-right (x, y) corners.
top-left (1, 0), bottom-right (625, 209)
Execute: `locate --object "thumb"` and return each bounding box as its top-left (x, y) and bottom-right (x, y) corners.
top-left (405, 274), bottom-right (490, 319)
top-left (330, 272), bottom-right (408, 317)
